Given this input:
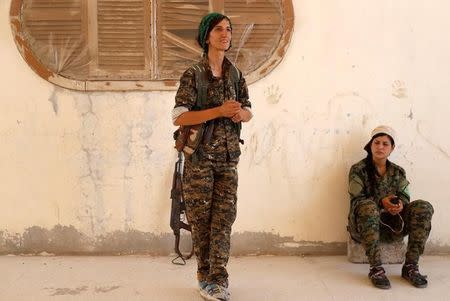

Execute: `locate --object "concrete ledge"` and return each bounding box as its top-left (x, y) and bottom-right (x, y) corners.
top-left (347, 236), bottom-right (406, 264)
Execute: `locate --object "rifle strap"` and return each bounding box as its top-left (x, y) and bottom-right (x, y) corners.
top-left (171, 233), bottom-right (194, 265)
top-left (192, 63), bottom-right (209, 110)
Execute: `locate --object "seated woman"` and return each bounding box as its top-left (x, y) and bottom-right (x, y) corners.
top-left (347, 125), bottom-right (434, 289)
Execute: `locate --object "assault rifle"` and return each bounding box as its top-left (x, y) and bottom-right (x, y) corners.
top-left (170, 151), bottom-right (194, 265)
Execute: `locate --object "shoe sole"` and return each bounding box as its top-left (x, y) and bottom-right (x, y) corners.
top-left (374, 284), bottom-right (391, 289)
top-left (200, 289), bottom-right (229, 301)
top-left (200, 291), bottom-right (221, 301)
top-left (200, 289), bottom-right (221, 301)
top-left (369, 278), bottom-right (391, 289)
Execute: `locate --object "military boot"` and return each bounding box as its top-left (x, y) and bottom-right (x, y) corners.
top-left (402, 263), bottom-right (428, 288)
top-left (369, 266), bottom-right (391, 289)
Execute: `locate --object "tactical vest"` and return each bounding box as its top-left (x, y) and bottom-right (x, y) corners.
top-left (191, 61), bottom-right (243, 142)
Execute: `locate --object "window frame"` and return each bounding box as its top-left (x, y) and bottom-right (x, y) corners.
top-left (10, 0), bottom-right (294, 91)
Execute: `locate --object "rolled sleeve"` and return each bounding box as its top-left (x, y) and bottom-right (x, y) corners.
top-left (171, 106), bottom-right (189, 125)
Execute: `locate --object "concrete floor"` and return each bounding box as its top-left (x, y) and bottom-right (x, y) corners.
top-left (0, 255), bottom-right (449, 301)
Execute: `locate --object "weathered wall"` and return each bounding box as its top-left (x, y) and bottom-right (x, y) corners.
top-left (1, 0), bottom-right (449, 255)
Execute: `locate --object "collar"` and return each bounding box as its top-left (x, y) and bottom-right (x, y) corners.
top-left (200, 56), bottom-right (232, 81)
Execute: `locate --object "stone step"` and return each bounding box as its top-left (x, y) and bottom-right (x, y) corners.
top-left (347, 235), bottom-right (406, 264)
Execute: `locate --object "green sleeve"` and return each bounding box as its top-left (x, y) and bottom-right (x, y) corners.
top-left (348, 167), bottom-right (369, 206)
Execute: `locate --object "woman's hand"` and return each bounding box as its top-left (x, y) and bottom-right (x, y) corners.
top-left (219, 100), bottom-right (241, 117)
top-left (381, 195), bottom-right (403, 215)
top-left (231, 108), bottom-right (252, 123)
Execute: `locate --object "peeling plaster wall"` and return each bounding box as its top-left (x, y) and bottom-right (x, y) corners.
top-left (1, 0), bottom-right (450, 255)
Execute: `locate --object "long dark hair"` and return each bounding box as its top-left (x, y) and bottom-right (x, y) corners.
top-left (363, 133), bottom-right (395, 196)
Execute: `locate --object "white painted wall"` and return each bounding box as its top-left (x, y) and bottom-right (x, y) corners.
top-left (1, 0), bottom-right (449, 249)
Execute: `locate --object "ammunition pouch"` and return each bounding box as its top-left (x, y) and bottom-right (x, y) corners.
top-left (174, 123), bottom-right (205, 157)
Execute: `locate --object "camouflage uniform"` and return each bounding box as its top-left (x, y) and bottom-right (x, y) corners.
top-left (174, 56), bottom-right (251, 287)
top-left (348, 159), bottom-right (434, 266)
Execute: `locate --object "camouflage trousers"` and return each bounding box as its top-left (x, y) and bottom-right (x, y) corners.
top-left (183, 158), bottom-right (238, 287)
top-left (349, 199), bottom-right (434, 266)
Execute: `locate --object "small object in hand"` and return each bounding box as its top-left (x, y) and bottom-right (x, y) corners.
top-left (390, 197), bottom-right (400, 205)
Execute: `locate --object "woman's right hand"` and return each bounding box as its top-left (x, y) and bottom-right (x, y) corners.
top-left (219, 100), bottom-right (241, 117)
top-left (381, 195), bottom-right (403, 215)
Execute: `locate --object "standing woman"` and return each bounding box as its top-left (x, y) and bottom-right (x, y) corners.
top-left (348, 126), bottom-right (434, 289)
top-left (172, 13), bottom-right (252, 301)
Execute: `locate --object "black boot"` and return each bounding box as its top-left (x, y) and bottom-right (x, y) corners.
top-left (368, 266), bottom-right (391, 289)
top-left (402, 263), bottom-right (428, 288)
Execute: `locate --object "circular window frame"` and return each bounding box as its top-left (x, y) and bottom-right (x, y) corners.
top-left (10, 0), bottom-right (294, 91)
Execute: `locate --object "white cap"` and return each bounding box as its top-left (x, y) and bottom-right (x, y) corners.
top-left (371, 125), bottom-right (396, 143)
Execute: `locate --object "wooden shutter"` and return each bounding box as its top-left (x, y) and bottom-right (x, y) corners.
top-left (94, 0), bottom-right (151, 79)
top-left (13, 0), bottom-right (292, 89)
top-left (21, 0), bottom-right (89, 79)
top-left (157, 0), bottom-right (208, 79)
top-left (225, 0), bottom-right (283, 74)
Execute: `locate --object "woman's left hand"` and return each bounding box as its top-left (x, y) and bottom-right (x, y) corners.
top-left (231, 108), bottom-right (252, 123)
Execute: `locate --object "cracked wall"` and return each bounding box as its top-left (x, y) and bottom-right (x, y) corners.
top-left (2, 0), bottom-right (450, 255)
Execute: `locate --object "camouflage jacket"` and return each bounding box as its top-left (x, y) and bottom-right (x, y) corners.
top-left (348, 159), bottom-right (410, 213)
top-left (174, 56), bottom-right (251, 162)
